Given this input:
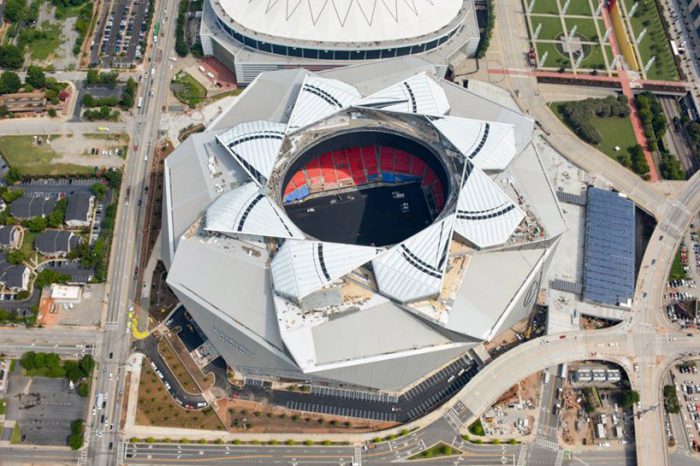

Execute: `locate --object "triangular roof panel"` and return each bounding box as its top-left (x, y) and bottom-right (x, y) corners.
top-left (372, 214), bottom-right (455, 303)
top-left (286, 74), bottom-right (361, 132)
top-left (454, 165), bottom-right (524, 249)
top-left (217, 120), bottom-right (286, 186)
top-left (205, 182), bottom-right (305, 239)
top-left (431, 115), bottom-right (517, 170)
top-left (357, 72), bottom-right (450, 115)
top-left (271, 239), bottom-right (381, 299)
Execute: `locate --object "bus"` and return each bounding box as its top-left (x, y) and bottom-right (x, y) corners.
top-left (137, 96), bottom-right (143, 108)
top-left (154, 21), bottom-right (160, 38)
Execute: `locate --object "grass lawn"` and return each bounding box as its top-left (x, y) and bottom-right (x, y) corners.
top-left (564, 17), bottom-right (602, 41)
top-left (171, 72), bottom-right (207, 108)
top-left (468, 419), bottom-right (485, 436)
top-left (10, 423), bottom-right (21, 444)
top-left (136, 364), bottom-right (224, 430)
top-left (54, 3), bottom-right (85, 19)
top-left (24, 23), bottom-right (63, 61)
top-left (536, 42), bottom-right (570, 68)
top-left (530, 0), bottom-right (559, 15)
top-left (158, 338), bottom-right (199, 394)
top-left (19, 231), bottom-right (38, 267)
top-left (0, 398), bottom-right (6, 415)
top-left (531, 15), bottom-right (565, 40)
top-left (550, 102), bottom-right (639, 163)
top-left (0, 136), bottom-right (96, 177)
top-left (562, 0), bottom-right (594, 16)
top-left (580, 44), bottom-right (612, 70)
top-left (622, 0), bottom-right (679, 81)
top-left (409, 442), bottom-right (461, 460)
top-left (670, 247), bottom-right (688, 280)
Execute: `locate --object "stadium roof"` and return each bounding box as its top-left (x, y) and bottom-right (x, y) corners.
top-left (582, 188), bottom-right (635, 307)
top-left (218, 0), bottom-right (463, 44)
top-left (163, 61), bottom-right (562, 383)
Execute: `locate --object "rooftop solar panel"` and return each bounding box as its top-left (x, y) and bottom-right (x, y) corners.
top-left (582, 188), bottom-right (635, 307)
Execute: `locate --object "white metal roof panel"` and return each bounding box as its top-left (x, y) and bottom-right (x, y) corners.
top-left (217, 120), bottom-right (286, 185)
top-left (271, 239), bottom-right (381, 299)
top-left (357, 72), bottom-right (450, 115)
top-left (454, 165), bottom-right (524, 249)
top-left (218, 0), bottom-right (463, 43)
top-left (372, 214), bottom-right (455, 303)
top-left (205, 182), bottom-right (305, 239)
top-left (431, 115), bottom-right (517, 170)
top-left (286, 74), bottom-right (361, 132)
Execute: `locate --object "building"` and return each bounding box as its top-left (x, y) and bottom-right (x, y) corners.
top-left (582, 187), bottom-right (635, 308)
top-left (199, 0), bottom-right (480, 84)
top-left (0, 225), bottom-right (22, 249)
top-left (10, 196), bottom-right (58, 219)
top-left (161, 58), bottom-right (566, 392)
top-left (65, 193), bottom-right (94, 228)
top-left (573, 369), bottom-right (592, 383)
top-left (0, 92), bottom-right (47, 115)
top-left (34, 230), bottom-right (81, 257)
top-left (0, 253), bottom-right (29, 291)
top-left (49, 284), bottom-right (82, 303)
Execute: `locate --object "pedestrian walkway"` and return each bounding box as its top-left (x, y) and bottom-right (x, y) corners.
top-left (311, 386), bottom-right (399, 403)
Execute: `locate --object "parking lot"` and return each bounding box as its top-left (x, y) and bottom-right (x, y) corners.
top-left (665, 222), bottom-right (700, 328)
top-left (668, 361), bottom-right (700, 453)
top-left (5, 371), bottom-right (87, 446)
top-left (90, 0), bottom-right (151, 68)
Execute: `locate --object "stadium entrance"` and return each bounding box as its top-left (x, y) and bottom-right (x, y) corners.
top-left (281, 131), bottom-right (449, 247)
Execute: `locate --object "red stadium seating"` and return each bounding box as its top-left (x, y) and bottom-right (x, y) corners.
top-left (380, 148), bottom-right (394, 172)
top-left (362, 147), bottom-right (378, 175)
top-left (395, 151), bottom-right (411, 174)
top-left (410, 157), bottom-right (425, 176)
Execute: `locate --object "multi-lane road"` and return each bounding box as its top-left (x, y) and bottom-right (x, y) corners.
top-left (85, 0), bottom-right (180, 463)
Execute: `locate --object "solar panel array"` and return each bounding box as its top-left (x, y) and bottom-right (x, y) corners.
top-left (582, 188), bottom-right (635, 307)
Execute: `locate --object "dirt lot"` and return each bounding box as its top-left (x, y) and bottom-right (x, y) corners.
top-left (135, 365), bottom-right (225, 431)
top-left (51, 133), bottom-right (128, 168)
top-left (482, 372), bottom-right (541, 439)
top-left (217, 398), bottom-right (396, 434)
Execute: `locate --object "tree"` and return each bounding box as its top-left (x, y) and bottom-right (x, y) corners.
top-left (1, 188), bottom-right (23, 204)
top-left (6, 249), bottom-right (26, 265)
top-left (47, 198), bottom-right (67, 228)
top-left (34, 269), bottom-right (70, 288)
top-left (25, 66), bottom-right (46, 89)
top-left (22, 216), bottom-right (47, 233)
top-left (0, 45), bottom-right (24, 70)
top-left (4, 168), bottom-right (22, 185)
top-left (0, 71), bottom-right (22, 95)
top-left (620, 389), bottom-right (640, 409)
top-left (4, 0), bottom-right (27, 23)
top-left (91, 183), bottom-right (107, 201)
top-left (68, 419), bottom-right (84, 450)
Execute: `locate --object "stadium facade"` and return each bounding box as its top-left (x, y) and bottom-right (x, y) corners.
top-left (162, 58), bottom-right (567, 392)
top-left (199, 0), bottom-right (481, 84)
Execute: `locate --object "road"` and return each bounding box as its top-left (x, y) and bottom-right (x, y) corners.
top-left (85, 0), bottom-right (180, 463)
top-left (658, 96), bottom-right (697, 175)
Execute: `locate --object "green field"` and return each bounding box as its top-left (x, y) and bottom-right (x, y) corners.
top-left (550, 102), bottom-right (638, 162)
top-left (536, 42), bottom-right (571, 68)
top-left (562, 0), bottom-right (594, 16)
top-left (530, 0), bottom-right (559, 15)
top-left (670, 247), bottom-right (688, 280)
top-left (564, 17), bottom-right (602, 41)
top-left (171, 72), bottom-right (207, 108)
top-left (0, 136), bottom-right (95, 177)
top-left (20, 23), bottom-right (63, 61)
top-left (580, 44), bottom-right (612, 69)
top-left (531, 15), bottom-right (565, 40)
top-left (622, 0), bottom-right (679, 81)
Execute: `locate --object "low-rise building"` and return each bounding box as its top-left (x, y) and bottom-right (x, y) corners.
top-left (574, 369), bottom-right (592, 383)
top-left (50, 284), bottom-right (82, 303)
top-left (592, 369), bottom-right (607, 382)
top-left (34, 230), bottom-right (81, 257)
top-left (0, 253), bottom-right (29, 291)
top-left (0, 92), bottom-right (47, 115)
top-left (65, 193), bottom-right (94, 228)
top-left (606, 369), bottom-right (621, 383)
top-left (0, 225), bottom-right (22, 249)
top-left (10, 196), bottom-right (57, 219)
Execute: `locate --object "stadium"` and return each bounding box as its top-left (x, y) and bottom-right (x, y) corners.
top-left (162, 58), bottom-right (567, 392)
top-left (199, 0), bottom-right (481, 84)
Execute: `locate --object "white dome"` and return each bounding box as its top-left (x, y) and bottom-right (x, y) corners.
top-left (218, 0), bottom-right (464, 44)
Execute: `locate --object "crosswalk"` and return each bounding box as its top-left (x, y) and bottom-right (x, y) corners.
top-left (516, 443), bottom-right (529, 466)
top-left (443, 408), bottom-right (463, 432)
top-left (78, 447), bottom-right (88, 466)
top-left (534, 436), bottom-right (559, 451)
top-left (353, 445), bottom-right (362, 466)
top-left (116, 441), bottom-right (126, 465)
top-left (554, 448), bottom-right (564, 466)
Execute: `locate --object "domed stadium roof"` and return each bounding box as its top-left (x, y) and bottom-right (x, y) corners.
top-left (218, 0), bottom-right (464, 43)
